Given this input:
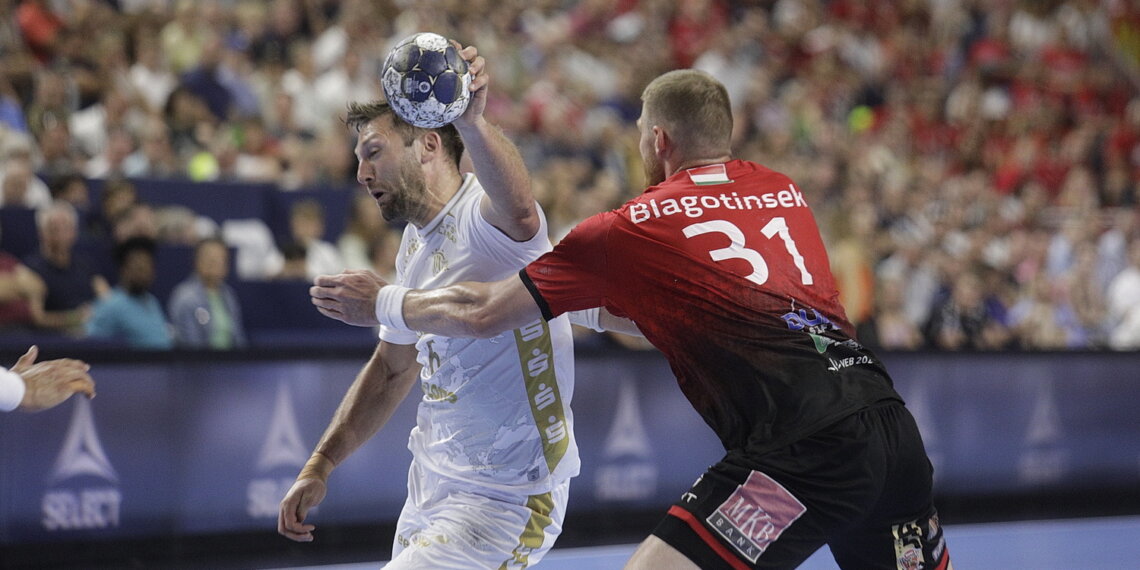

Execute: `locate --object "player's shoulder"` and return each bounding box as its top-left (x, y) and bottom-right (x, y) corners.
top-left (726, 159), bottom-right (791, 181)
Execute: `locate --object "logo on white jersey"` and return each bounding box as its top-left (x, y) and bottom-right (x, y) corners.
top-left (247, 380), bottom-right (310, 518)
top-left (42, 398), bottom-right (122, 531)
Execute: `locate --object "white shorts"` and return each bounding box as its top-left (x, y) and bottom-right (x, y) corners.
top-left (384, 461), bottom-right (571, 569)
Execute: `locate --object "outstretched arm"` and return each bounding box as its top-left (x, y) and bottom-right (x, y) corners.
top-left (451, 43), bottom-right (539, 241)
top-left (310, 270), bottom-right (541, 338)
top-left (1, 346), bottom-right (95, 413)
top-left (400, 276), bottom-right (542, 338)
top-left (278, 341), bottom-right (420, 542)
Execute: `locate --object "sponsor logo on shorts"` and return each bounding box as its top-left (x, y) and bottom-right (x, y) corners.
top-left (893, 519), bottom-right (927, 570)
top-left (705, 471), bottom-right (806, 563)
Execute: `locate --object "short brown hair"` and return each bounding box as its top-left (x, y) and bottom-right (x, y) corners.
top-left (345, 101), bottom-right (465, 169)
top-left (641, 70), bottom-right (733, 159)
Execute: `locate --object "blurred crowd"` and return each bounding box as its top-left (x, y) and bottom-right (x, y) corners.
top-left (0, 0), bottom-right (1138, 351)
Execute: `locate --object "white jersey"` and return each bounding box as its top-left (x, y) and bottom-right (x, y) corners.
top-left (379, 174), bottom-right (579, 494)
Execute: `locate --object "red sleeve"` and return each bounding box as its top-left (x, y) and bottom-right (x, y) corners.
top-left (522, 211), bottom-right (615, 319)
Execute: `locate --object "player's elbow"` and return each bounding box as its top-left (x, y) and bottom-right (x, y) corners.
top-left (460, 307), bottom-right (512, 338)
top-left (498, 209), bottom-right (542, 243)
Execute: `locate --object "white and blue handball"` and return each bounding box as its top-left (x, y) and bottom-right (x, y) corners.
top-left (380, 32), bottom-right (472, 128)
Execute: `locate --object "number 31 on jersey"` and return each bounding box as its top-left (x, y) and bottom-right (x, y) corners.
top-left (683, 217), bottom-right (814, 286)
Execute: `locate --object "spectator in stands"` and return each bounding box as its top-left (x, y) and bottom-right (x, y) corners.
top-left (156, 204), bottom-right (216, 247)
top-left (274, 240), bottom-right (310, 281)
top-left (168, 236), bottom-right (247, 349)
top-left (1064, 241), bottom-right (1110, 346)
top-left (0, 154), bottom-right (52, 210)
top-left (1007, 270), bottom-right (1078, 350)
top-left (83, 125), bottom-right (137, 180)
top-left (36, 120), bottom-right (86, 179)
top-left (1106, 234), bottom-right (1140, 349)
top-left (858, 275), bottom-right (924, 351)
top-left (828, 200), bottom-right (879, 331)
top-left (69, 84), bottom-right (144, 162)
top-left (111, 202), bottom-right (160, 244)
top-left (0, 74), bottom-right (28, 134)
top-left (23, 201), bottom-right (108, 336)
top-left (280, 39), bottom-right (326, 137)
top-left (23, 68), bottom-right (70, 142)
top-left (337, 191), bottom-right (386, 271)
top-left (159, 0), bottom-right (208, 75)
top-left (232, 117), bottom-right (281, 182)
top-left (129, 32), bottom-right (178, 115)
top-left (0, 244), bottom-right (45, 334)
top-left (86, 236), bottom-right (173, 349)
top-left (123, 116), bottom-right (182, 179)
top-left (924, 268), bottom-right (1012, 350)
top-left (179, 31), bottom-right (239, 123)
top-left (286, 198), bottom-right (342, 279)
top-left (88, 177), bottom-right (137, 240)
top-left (48, 173), bottom-right (91, 216)
top-left (162, 86), bottom-right (212, 159)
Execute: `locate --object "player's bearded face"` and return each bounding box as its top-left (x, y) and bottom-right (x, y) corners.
top-left (375, 153), bottom-right (429, 224)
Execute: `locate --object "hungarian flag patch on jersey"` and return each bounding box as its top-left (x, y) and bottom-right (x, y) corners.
top-left (687, 164), bottom-right (733, 185)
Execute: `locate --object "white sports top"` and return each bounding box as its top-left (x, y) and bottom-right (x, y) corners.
top-left (0, 367), bottom-right (24, 412)
top-left (379, 174), bottom-right (579, 493)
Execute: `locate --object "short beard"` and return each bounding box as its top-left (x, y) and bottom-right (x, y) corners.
top-left (380, 158), bottom-right (429, 224)
top-left (642, 154), bottom-right (666, 187)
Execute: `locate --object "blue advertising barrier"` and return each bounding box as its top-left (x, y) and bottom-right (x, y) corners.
top-left (1, 349), bottom-right (1138, 548)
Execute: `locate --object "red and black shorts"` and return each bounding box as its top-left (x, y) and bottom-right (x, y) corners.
top-left (651, 402), bottom-right (952, 569)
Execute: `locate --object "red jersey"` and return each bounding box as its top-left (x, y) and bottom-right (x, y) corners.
top-left (523, 160), bottom-right (901, 457)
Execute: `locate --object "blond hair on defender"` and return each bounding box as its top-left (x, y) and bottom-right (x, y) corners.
top-left (640, 69), bottom-right (733, 160)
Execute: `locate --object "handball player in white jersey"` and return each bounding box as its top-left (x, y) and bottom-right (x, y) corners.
top-left (277, 43), bottom-right (581, 568)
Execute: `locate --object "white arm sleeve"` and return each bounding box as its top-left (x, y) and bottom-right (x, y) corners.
top-left (0, 367), bottom-right (26, 412)
top-left (567, 308), bottom-right (604, 332)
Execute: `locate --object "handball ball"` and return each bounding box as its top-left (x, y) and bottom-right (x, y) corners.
top-left (381, 33), bottom-right (472, 128)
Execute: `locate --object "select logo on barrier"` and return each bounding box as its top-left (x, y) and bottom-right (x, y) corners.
top-left (41, 398), bottom-right (122, 531)
top-left (594, 378), bottom-right (657, 501)
top-left (1018, 379), bottom-right (1070, 485)
top-left (247, 380), bottom-right (310, 518)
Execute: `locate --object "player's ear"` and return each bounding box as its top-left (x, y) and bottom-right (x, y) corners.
top-left (653, 126), bottom-right (670, 157)
top-left (416, 130), bottom-right (442, 164)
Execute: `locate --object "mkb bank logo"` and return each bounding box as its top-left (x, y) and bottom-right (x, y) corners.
top-left (41, 397), bottom-right (122, 530)
top-left (247, 379), bottom-right (310, 518)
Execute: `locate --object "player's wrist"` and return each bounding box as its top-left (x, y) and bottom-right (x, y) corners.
top-left (298, 452), bottom-right (335, 483)
top-left (375, 285), bottom-right (411, 331)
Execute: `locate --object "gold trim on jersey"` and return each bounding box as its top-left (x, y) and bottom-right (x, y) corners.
top-left (514, 319), bottom-right (569, 476)
top-left (499, 491), bottom-right (555, 569)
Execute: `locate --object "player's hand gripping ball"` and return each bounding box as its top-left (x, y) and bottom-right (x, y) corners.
top-left (381, 32), bottom-right (472, 128)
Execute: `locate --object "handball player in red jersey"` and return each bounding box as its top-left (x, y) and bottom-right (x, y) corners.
top-left (312, 69), bottom-right (953, 570)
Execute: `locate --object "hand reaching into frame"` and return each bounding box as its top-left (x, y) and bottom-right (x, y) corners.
top-left (310, 269), bottom-right (389, 327)
top-left (11, 346), bottom-right (95, 412)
